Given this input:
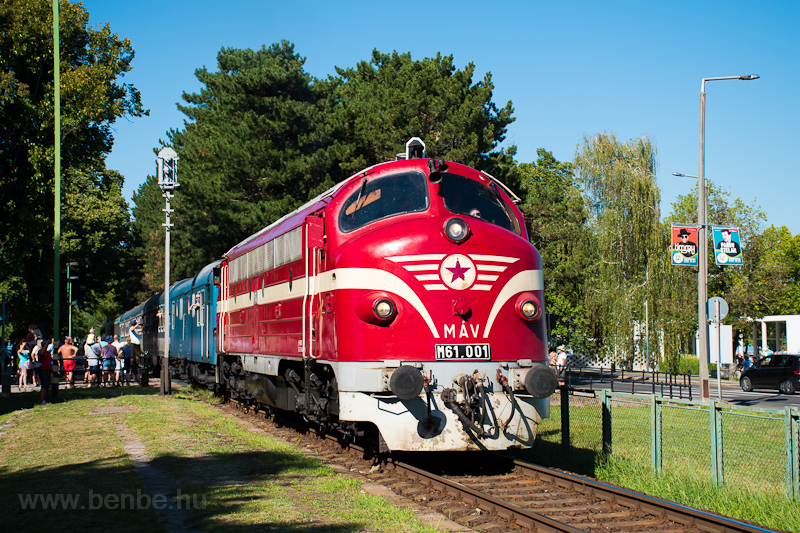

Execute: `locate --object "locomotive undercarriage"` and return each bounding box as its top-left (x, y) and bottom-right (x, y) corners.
top-left (218, 355), bottom-right (367, 445)
top-left (167, 353), bottom-right (552, 452)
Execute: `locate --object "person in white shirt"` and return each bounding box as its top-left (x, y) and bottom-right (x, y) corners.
top-left (112, 334), bottom-right (125, 386)
top-left (556, 346), bottom-right (568, 374)
top-left (129, 319), bottom-right (143, 385)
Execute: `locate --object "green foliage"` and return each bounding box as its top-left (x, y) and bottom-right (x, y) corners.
top-left (150, 42), bottom-right (336, 280)
top-left (329, 50), bottom-right (517, 182)
top-left (61, 164), bottom-right (133, 333)
top-left (775, 229), bottom-right (800, 313)
top-left (0, 0), bottom-right (146, 338)
top-left (574, 133), bottom-right (663, 365)
top-left (133, 43), bottom-right (520, 284)
top-left (670, 356), bottom-right (718, 374)
top-left (129, 175), bottom-right (166, 297)
top-left (519, 149), bottom-right (590, 350)
top-left (664, 184), bottom-right (799, 350)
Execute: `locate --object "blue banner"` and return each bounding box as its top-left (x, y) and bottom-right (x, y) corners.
top-left (712, 227), bottom-right (743, 266)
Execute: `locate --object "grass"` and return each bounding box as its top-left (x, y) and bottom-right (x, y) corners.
top-left (0, 385), bottom-right (446, 533)
top-left (594, 459), bottom-right (800, 532)
top-left (516, 395), bottom-right (800, 533)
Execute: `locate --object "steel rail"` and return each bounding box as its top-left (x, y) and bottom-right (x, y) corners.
top-left (387, 459), bottom-right (586, 533)
top-left (510, 459), bottom-right (776, 533)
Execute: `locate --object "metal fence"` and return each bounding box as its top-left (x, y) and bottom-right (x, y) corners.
top-left (562, 365), bottom-right (694, 400)
top-left (541, 387), bottom-right (800, 500)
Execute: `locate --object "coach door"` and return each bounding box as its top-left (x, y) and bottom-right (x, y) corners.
top-left (193, 290), bottom-right (209, 362)
top-left (305, 214), bottom-right (325, 359)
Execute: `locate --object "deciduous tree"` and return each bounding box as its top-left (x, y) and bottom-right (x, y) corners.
top-left (519, 149), bottom-right (590, 351)
top-left (0, 0), bottom-right (146, 336)
top-left (574, 133), bottom-right (663, 366)
top-left (665, 182), bottom-right (770, 351)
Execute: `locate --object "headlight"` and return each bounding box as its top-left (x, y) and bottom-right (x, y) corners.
top-left (374, 299), bottom-right (395, 319)
top-left (521, 301), bottom-right (539, 319)
top-left (443, 217), bottom-right (470, 243)
top-left (515, 293), bottom-right (541, 321)
top-left (356, 292), bottom-right (397, 325)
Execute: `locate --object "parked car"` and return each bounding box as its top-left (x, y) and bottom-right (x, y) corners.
top-left (739, 354), bottom-right (800, 394)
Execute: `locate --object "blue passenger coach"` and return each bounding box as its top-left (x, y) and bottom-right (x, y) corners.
top-left (170, 260), bottom-right (221, 366)
top-left (118, 260), bottom-right (222, 386)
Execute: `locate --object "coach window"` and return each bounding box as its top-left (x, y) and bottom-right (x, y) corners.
top-left (339, 171), bottom-right (428, 232)
top-left (439, 173), bottom-right (519, 235)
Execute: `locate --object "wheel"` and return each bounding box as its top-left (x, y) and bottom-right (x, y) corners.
top-left (779, 379), bottom-right (795, 395)
top-left (740, 376), bottom-right (753, 392)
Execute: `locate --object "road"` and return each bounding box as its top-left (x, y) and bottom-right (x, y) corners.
top-left (566, 374), bottom-right (800, 410)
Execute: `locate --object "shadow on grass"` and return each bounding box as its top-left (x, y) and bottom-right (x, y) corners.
top-left (0, 385), bottom-right (161, 417)
top-left (507, 430), bottom-right (602, 477)
top-left (1, 448), bottom-right (367, 533)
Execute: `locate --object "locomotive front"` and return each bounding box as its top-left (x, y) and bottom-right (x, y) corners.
top-left (320, 142), bottom-right (558, 451)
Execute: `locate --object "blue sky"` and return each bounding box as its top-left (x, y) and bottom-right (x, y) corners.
top-left (81, 0), bottom-right (800, 234)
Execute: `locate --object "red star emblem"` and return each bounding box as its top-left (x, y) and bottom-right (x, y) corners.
top-left (446, 260), bottom-right (470, 282)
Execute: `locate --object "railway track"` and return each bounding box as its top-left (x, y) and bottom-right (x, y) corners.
top-left (382, 456), bottom-right (780, 533)
top-left (222, 397), bottom-right (780, 533)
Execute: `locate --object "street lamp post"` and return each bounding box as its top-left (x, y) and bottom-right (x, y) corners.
top-left (67, 262), bottom-right (78, 338)
top-left (695, 74), bottom-right (759, 401)
top-left (158, 147), bottom-right (179, 396)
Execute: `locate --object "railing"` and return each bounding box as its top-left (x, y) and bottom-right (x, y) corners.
top-left (561, 365), bottom-right (693, 400)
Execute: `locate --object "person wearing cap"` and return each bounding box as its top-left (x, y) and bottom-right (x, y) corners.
top-left (84, 334), bottom-right (101, 386)
top-left (101, 335), bottom-right (116, 386)
top-left (556, 345), bottom-right (568, 374)
top-left (675, 228), bottom-right (697, 258)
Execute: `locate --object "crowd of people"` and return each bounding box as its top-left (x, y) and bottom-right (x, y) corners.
top-left (1, 320), bottom-right (145, 404)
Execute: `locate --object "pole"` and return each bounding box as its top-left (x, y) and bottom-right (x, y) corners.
top-left (2, 293), bottom-right (5, 371)
top-left (53, 0), bottom-right (61, 342)
top-left (1, 294), bottom-right (8, 398)
top-left (645, 300), bottom-right (649, 371)
top-left (697, 74), bottom-right (759, 402)
top-left (698, 83), bottom-right (709, 401)
top-left (717, 299), bottom-right (722, 400)
top-left (67, 263), bottom-right (71, 338)
top-left (161, 189), bottom-right (172, 395)
top-left (2, 293), bottom-right (5, 356)
top-left (157, 148), bottom-right (178, 396)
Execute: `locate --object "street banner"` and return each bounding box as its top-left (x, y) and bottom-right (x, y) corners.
top-left (712, 226), bottom-right (743, 266)
top-left (670, 225), bottom-right (699, 266)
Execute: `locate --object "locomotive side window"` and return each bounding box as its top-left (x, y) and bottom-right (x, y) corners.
top-left (339, 171), bottom-right (429, 232)
top-left (439, 173), bottom-right (519, 235)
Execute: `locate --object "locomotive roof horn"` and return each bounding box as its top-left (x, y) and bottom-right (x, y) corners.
top-left (427, 158), bottom-right (448, 183)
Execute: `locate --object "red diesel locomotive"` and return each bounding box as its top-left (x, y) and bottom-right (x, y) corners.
top-left (215, 138), bottom-right (558, 451)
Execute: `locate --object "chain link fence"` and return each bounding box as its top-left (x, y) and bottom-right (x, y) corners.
top-left (533, 387), bottom-right (800, 500)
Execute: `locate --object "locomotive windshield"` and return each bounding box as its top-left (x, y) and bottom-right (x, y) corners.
top-left (339, 171), bottom-right (429, 232)
top-left (439, 173), bottom-right (519, 234)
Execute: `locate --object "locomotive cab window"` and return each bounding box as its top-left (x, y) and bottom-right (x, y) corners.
top-left (339, 171), bottom-right (429, 232)
top-left (439, 173), bottom-right (520, 235)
